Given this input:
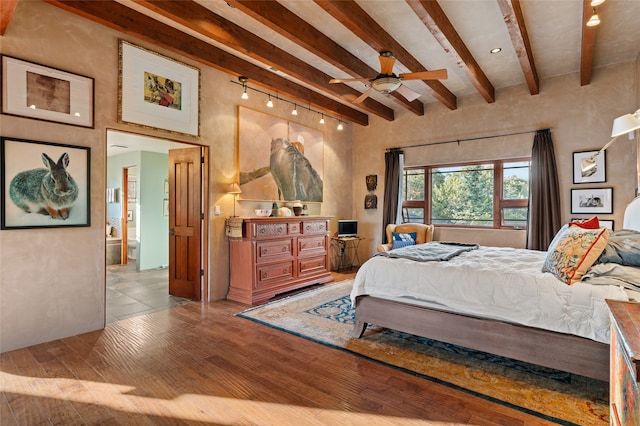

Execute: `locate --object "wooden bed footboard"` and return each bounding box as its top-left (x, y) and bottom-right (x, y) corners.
top-left (353, 296), bottom-right (610, 382)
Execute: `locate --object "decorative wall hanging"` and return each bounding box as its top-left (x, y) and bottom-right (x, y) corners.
top-left (573, 150), bottom-right (606, 184)
top-left (1, 136), bottom-right (90, 229)
top-left (118, 40), bottom-right (200, 137)
top-left (571, 187), bottom-right (613, 214)
top-left (238, 106), bottom-right (324, 202)
top-left (366, 174), bottom-right (377, 191)
top-left (1, 55), bottom-right (94, 128)
top-left (365, 194), bottom-right (377, 209)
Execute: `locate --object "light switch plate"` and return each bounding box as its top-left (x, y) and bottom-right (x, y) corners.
top-left (214, 205), bottom-right (221, 215)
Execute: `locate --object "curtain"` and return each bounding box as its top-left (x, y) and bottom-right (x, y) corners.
top-left (382, 149), bottom-right (403, 242)
top-left (527, 129), bottom-right (561, 251)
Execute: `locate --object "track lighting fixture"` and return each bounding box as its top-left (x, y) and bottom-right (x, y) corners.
top-left (586, 8), bottom-right (600, 27)
top-left (230, 78), bottom-right (346, 129)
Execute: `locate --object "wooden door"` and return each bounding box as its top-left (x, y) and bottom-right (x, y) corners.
top-left (168, 147), bottom-right (202, 300)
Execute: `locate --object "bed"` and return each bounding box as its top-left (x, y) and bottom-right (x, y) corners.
top-left (351, 197), bottom-right (640, 382)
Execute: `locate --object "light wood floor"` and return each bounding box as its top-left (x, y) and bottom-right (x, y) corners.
top-left (1, 272), bottom-right (556, 425)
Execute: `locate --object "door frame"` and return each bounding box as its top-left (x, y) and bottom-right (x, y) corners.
top-left (105, 129), bottom-right (209, 301)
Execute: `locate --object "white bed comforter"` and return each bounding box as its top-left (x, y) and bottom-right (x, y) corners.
top-left (351, 246), bottom-right (629, 343)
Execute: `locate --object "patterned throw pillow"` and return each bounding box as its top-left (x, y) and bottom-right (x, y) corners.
top-left (569, 216), bottom-right (600, 229)
top-left (542, 224), bottom-right (610, 284)
top-left (392, 232), bottom-right (417, 249)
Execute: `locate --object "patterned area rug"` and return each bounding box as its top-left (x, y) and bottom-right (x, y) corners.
top-left (237, 280), bottom-right (609, 426)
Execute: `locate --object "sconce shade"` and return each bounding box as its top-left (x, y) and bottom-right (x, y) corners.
top-left (611, 109), bottom-right (640, 137)
top-left (228, 183), bottom-right (241, 194)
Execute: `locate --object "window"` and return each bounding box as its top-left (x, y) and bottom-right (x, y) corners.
top-left (402, 158), bottom-right (530, 229)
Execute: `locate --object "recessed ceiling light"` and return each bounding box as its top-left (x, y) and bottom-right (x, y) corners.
top-left (490, 48), bottom-right (502, 54)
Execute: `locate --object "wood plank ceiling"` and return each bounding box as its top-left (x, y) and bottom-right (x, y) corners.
top-left (4, 0), bottom-right (639, 127)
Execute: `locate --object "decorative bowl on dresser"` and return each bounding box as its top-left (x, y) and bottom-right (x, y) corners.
top-left (227, 216), bottom-right (334, 305)
top-left (607, 299), bottom-right (640, 426)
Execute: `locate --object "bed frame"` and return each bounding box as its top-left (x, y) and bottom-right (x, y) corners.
top-left (353, 295), bottom-right (610, 382)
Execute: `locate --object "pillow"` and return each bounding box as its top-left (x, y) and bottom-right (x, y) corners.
top-left (569, 216), bottom-right (600, 229)
top-left (594, 230), bottom-right (640, 267)
top-left (542, 225), bottom-right (610, 284)
top-left (392, 232), bottom-right (417, 249)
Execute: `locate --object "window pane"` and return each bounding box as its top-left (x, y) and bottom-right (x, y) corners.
top-left (431, 165), bottom-right (493, 226)
top-left (404, 169), bottom-right (424, 201)
top-left (503, 207), bottom-right (528, 228)
top-left (402, 208), bottom-right (424, 223)
top-left (503, 161), bottom-right (530, 200)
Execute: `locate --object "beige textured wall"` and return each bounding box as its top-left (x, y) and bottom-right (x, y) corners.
top-left (0, 1), bottom-right (352, 352)
top-left (353, 62), bottom-right (639, 256)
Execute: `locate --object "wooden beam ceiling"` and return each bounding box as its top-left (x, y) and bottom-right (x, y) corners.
top-left (0, 0), bottom-right (18, 36)
top-left (406, 0), bottom-right (495, 104)
top-left (580, 0), bottom-right (597, 86)
top-left (132, 0), bottom-right (394, 122)
top-left (226, 0), bottom-right (423, 116)
top-left (43, 0), bottom-right (369, 126)
top-left (497, 0), bottom-right (539, 95)
top-left (315, 0), bottom-right (457, 111)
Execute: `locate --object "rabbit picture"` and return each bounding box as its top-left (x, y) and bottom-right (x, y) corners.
top-left (9, 152), bottom-right (79, 220)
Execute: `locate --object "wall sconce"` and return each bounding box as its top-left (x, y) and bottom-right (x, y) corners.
top-left (227, 183), bottom-right (242, 217)
top-left (106, 187), bottom-right (118, 203)
top-left (581, 109), bottom-right (640, 174)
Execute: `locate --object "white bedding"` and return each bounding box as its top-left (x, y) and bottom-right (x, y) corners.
top-left (351, 246), bottom-right (629, 343)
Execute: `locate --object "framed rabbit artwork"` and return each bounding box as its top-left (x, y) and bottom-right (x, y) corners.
top-left (1, 137), bottom-right (90, 229)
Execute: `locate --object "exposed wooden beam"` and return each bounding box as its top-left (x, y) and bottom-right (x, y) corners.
top-left (315, 0), bottom-right (456, 111)
top-left (227, 0), bottom-right (423, 116)
top-left (406, 0), bottom-right (495, 103)
top-left (43, 0), bottom-right (368, 126)
top-left (0, 0), bottom-right (18, 36)
top-left (131, 0), bottom-right (393, 122)
top-left (580, 0), bottom-right (597, 86)
top-left (496, 0), bottom-right (539, 95)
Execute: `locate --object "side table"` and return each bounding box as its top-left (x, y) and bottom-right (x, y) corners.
top-left (331, 236), bottom-right (364, 271)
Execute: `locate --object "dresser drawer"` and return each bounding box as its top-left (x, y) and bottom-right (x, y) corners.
top-left (257, 261), bottom-right (294, 287)
top-left (256, 239), bottom-right (293, 263)
top-left (252, 222), bottom-right (288, 238)
top-left (301, 220), bottom-right (328, 235)
top-left (298, 255), bottom-right (328, 277)
top-left (298, 235), bottom-right (327, 256)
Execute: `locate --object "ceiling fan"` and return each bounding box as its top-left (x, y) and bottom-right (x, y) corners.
top-left (329, 51), bottom-right (447, 104)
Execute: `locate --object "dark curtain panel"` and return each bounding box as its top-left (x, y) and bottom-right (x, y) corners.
top-left (527, 129), bottom-right (562, 251)
top-left (382, 149), bottom-right (403, 242)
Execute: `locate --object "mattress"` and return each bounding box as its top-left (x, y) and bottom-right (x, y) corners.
top-left (351, 246), bottom-right (629, 343)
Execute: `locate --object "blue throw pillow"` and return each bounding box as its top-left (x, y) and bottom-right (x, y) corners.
top-left (392, 232), bottom-right (416, 249)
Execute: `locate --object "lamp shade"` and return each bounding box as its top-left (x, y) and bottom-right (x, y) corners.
top-left (611, 109), bottom-right (640, 137)
top-left (228, 183), bottom-right (241, 194)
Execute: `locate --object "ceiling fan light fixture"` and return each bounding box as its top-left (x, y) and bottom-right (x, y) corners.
top-left (586, 9), bottom-right (600, 27)
top-left (371, 77), bottom-right (402, 94)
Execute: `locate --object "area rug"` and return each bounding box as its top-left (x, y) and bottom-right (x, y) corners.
top-left (237, 280), bottom-right (609, 426)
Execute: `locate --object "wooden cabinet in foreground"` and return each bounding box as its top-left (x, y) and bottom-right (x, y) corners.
top-left (607, 299), bottom-right (640, 426)
top-left (228, 216), bottom-right (334, 305)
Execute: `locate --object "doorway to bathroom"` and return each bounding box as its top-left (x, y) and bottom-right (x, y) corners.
top-left (106, 129), bottom-right (207, 322)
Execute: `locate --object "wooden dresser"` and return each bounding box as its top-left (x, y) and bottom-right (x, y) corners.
top-left (227, 216), bottom-right (334, 305)
top-left (607, 300), bottom-right (640, 426)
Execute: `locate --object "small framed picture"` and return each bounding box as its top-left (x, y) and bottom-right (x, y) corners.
top-left (599, 220), bottom-right (614, 230)
top-left (573, 150), bottom-right (605, 184)
top-left (127, 210), bottom-right (133, 222)
top-left (1, 55), bottom-right (94, 128)
top-left (364, 194), bottom-right (377, 209)
top-left (1, 137), bottom-right (90, 229)
top-left (366, 175), bottom-right (377, 191)
top-left (571, 188), bottom-right (613, 214)
top-left (118, 40), bottom-right (200, 137)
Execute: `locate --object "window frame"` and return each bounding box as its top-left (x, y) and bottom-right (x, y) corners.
top-left (402, 157), bottom-right (531, 230)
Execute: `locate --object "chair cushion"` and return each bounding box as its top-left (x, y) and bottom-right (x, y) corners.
top-left (392, 232), bottom-right (417, 249)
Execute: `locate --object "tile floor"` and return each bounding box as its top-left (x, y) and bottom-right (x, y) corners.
top-left (106, 262), bottom-right (191, 323)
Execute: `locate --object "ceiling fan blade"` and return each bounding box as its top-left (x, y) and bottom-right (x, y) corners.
top-left (395, 84), bottom-right (422, 102)
top-left (353, 87), bottom-right (374, 104)
top-left (379, 55), bottom-right (396, 75)
top-left (330, 77), bottom-right (373, 84)
top-left (399, 69), bottom-right (448, 81)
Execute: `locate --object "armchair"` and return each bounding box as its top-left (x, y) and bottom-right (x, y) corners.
top-left (376, 223), bottom-right (435, 252)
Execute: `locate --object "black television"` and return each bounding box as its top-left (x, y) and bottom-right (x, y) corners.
top-left (338, 220), bottom-right (358, 237)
